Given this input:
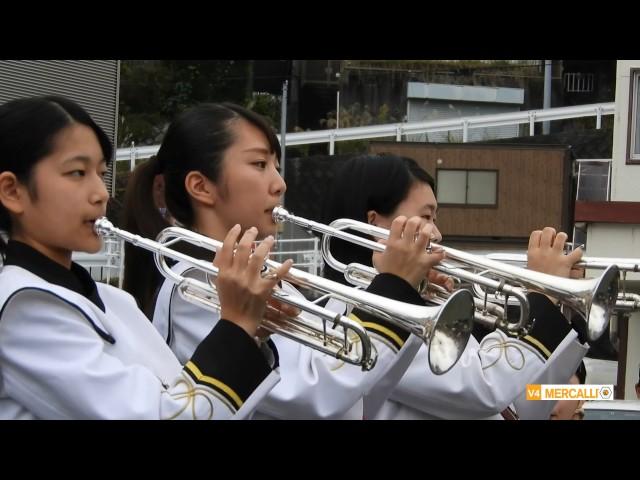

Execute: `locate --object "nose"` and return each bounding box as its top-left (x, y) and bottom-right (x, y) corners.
top-left (430, 223), bottom-right (443, 243)
top-left (90, 171), bottom-right (109, 206)
top-left (271, 164), bottom-right (287, 196)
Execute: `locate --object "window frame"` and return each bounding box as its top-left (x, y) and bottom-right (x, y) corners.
top-left (435, 168), bottom-right (499, 208)
top-left (626, 68), bottom-right (640, 164)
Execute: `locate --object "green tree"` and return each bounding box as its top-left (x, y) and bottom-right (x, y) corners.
top-left (118, 60), bottom-right (253, 147)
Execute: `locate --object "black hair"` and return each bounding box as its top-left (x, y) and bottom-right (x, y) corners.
top-left (120, 157), bottom-right (171, 316)
top-left (321, 154), bottom-right (435, 285)
top-left (122, 102), bottom-right (279, 311)
top-left (0, 95), bottom-right (112, 260)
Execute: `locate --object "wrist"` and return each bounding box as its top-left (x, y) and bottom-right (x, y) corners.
top-left (223, 313), bottom-right (259, 338)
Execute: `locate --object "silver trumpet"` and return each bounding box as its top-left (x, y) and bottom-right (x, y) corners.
top-left (95, 218), bottom-right (376, 371)
top-left (272, 206), bottom-right (620, 342)
top-left (486, 253), bottom-right (640, 313)
top-left (273, 207), bottom-right (531, 337)
top-left (95, 217), bottom-right (474, 374)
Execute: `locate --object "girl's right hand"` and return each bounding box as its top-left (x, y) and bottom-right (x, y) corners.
top-left (372, 216), bottom-right (445, 289)
top-left (213, 224), bottom-right (293, 338)
top-left (527, 227), bottom-right (583, 279)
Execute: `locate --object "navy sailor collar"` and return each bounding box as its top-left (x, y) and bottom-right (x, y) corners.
top-left (4, 240), bottom-right (106, 312)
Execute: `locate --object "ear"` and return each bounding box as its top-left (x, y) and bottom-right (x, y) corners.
top-left (0, 171), bottom-right (26, 215)
top-left (366, 209), bottom-right (378, 225)
top-left (184, 171), bottom-right (215, 207)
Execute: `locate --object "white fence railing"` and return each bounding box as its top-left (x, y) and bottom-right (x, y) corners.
top-left (72, 236), bottom-right (125, 287)
top-left (270, 237), bottom-right (323, 276)
top-left (73, 236), bottom-right (324, 285)
top-left (116, 102), bottom-right (615, 169)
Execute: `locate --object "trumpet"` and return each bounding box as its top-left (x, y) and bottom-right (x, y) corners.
top-left (485, 253), bottom-right (640, 312)
top-left (95, 218), bottom-right (474, 375)
top-left (272, 207), bottom-right (620, 342)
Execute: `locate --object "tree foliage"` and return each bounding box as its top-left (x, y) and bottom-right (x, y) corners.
top-left (118, 60), bottom-right (253, 147)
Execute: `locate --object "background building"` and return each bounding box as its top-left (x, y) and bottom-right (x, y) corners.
top-left (0, 60), bottom-right (120, 194)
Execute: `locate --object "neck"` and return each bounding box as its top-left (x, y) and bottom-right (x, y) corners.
top-left (10, 234), bottom-right (72, 269)
top-left (192, 210), bottom-right (234, 243)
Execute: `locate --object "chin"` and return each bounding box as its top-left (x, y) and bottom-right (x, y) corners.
top-left (79, 238), bottom-right (103, 254)
top-left (261, 224), bottom-right (277, 238)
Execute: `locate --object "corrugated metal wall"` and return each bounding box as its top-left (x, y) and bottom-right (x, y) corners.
top-left (0, 60), bottom-right (120, 193)
top-left (407, 99), bottom-right (520, 143)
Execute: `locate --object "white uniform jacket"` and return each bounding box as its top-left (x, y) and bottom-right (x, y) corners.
top-left (371, 292), bottom-right (589, 420)
top-left (153, 261), bottom-right (424, 420)
top-left (0, 241), bottom-right (279, 420)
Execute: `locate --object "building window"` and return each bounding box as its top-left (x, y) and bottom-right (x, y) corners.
top-left (564, 72), bottom-right (594, 93)
top-left (627, 69), bottom-right (640, 164)
top-left (436, 169), bottom-right (498, 207)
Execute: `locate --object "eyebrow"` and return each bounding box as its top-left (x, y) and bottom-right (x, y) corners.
top-left (242, 147), bottom-right (280, 168)
top-left (242, 147), bottom-right (272, 155)
top-left (62, 155), bottom-right (107, 165)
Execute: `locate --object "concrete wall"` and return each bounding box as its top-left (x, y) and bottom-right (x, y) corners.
top-left (586, 223), bottom-right (640, 398)
top-left (611, 60), bottom-right (640, 201)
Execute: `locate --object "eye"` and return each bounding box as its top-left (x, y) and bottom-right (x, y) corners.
top-left (67, 170), bottom-right (85, 177)
top-left (253, 161), bottom-right (267, 169)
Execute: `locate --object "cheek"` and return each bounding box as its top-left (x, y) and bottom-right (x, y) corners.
top-left (375, 215), bottom-right (393, 230)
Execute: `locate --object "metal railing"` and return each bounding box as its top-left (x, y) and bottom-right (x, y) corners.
top-left (575, 159), bottom-right (612, 202)
top-left (73, 235), bottom-right (323, 285)
top-left (116, 102), bottom-right (615, 169)
top-left (270, 237), bottom-right (323, 276)
top-left (72, 235), bottom-right (125, 287)
top-left (572, 158), bottom-right (612, 251)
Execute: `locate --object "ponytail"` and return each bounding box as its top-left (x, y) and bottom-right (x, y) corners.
top-left (121, 156), bottom-right (167, 239)
top-left (121, 156), bottom-right (171, 316)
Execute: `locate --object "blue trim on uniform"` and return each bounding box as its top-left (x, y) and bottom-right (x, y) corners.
top-left (265, 338), bottom-right (279, 368)
top-left (165, 280), bottom-right (177, 346)
top-left (0, 287), bottom-right (115, 344)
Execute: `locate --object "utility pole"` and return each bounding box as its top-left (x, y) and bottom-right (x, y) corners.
top-left (336, 71), bottom-right (341, 129)
top-left (543, 60), bottom-right (552, 135)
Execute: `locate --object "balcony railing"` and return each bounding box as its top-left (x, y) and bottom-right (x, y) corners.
top-left (116, 102), bottom-right (615, 170)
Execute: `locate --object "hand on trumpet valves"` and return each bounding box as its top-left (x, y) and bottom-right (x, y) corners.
top-left (429, 270), bottom-right (455, 292)
top-left (256, 297), bottom-right (303, 339)
top-left (527, 227), bottom-right (584, 279)
top-left (213, 224), bottom-right (294, 338)
top-left (372, 216), bottom-right (445, 290)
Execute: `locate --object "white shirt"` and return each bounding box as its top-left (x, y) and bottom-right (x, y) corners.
top-left (327, 296), bottom-right (588, 420)
top-left (0, 264), bottom-right (279, 419)
top-left (153, 261), bottom-right (424, 419)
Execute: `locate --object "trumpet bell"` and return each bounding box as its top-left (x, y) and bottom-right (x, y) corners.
top-left (428, 289), bottom-right (475, 374)
top-left (585, 264), bottom-right (619, 341)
